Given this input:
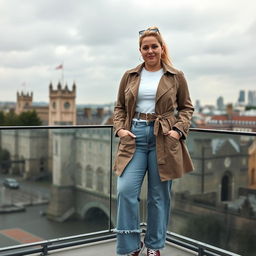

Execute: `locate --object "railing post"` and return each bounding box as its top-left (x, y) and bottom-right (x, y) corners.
top-left (198, 246), bottom-right (204, 256)
top-left (109, 126), bottom-right (113, 231)
top-left (41, 243), bottom-right (48, 255)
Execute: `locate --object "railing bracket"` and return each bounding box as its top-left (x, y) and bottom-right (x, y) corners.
top-left (40, 244), bottom-right (48, 255)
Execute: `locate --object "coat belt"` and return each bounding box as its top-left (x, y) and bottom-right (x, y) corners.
top-left (134, 111), bottom-right (174, 135)
top-left (134, 111), bottom-right (174, 165)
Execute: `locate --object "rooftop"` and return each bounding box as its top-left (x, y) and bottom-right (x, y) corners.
top-left (0, 229), bottom-right (241, 256)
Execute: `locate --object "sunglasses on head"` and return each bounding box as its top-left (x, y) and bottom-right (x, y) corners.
top-left (139, 28), bottom-right (160, 36)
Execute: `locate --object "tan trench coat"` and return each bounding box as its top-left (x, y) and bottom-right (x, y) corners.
top-left (113, 62), bottom-right (194, 181)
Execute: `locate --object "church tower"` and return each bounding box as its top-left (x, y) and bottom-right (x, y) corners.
top-left (15, 91), bottom-right (33, 114)
top-left (49, 82), bottom-right (76, 125)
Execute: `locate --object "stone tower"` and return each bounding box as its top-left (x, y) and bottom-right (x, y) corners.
top-left (49, 82), bottom-right (76, 125)
top-left (15, 91), bottom-right (33, 114)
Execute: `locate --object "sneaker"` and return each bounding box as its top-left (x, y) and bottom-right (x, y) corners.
top-left (129, 241), bottom-right (145, 256)
top-left (147, 248), bottom-right (160, 256)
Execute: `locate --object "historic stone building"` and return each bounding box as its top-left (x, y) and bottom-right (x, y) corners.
top-left (49, 82), bottom-right (76, 125)
top-left (173, 133), bottom-right (250, 203)
top-left (15, 92), bottom-right (33, 115)
top-left (46, 128), bottom-right (117, 223)
top-left (0, 82), bottom-right (77, 178)
top-left (0, 82), bottom-right (113, 180)
top-left (0, 129), bottom-right (49, 179)
top-left (15, 82), bottom-right (77, 125)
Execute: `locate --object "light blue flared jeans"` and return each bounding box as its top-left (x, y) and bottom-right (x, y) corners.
top-left (115, 120), bottom-right (172, 255)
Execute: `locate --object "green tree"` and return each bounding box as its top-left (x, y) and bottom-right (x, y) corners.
top-left (18, 110), bottom-right (42, 126)
top-left (3, 111), bottom-right (19, 126)
top-left (0, 111), bottom-right (4, 125)
top-left (1, 110), bottom-right (42, 126)
top-left (245, 106), bottom-right (256, 110)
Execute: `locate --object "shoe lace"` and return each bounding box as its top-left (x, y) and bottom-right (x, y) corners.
top-left (148, 249), bottom-right (157, 256)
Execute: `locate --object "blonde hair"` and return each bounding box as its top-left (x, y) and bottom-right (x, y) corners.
top-left (139, 26), bottom-right (173, 66)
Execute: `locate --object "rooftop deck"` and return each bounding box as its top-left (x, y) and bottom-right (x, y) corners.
top-left (0, 229), bottom-right (241, 256)
top-left (47, 238), bottom-right (196, 256)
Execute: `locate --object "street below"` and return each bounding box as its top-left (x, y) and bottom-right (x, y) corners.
top-left (0, 174), bottom-right (108, 248)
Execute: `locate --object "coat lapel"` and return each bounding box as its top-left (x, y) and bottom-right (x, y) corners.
top-left (127, 63), bottom-right (143, 102)
top-left (129, 74), bottom-right (141, 101)
top-left (155, 63), bottom-right (178, 104)
top-left (155, 75), bottom-right (173, 104)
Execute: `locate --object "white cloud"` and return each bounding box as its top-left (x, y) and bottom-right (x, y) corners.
top-left (0, 0), bottom-right (255, 105)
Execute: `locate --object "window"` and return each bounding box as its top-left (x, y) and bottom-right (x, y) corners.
top-left (64, 102), bottom-right (70, 109)
top-left (40, 158), bottom-right (45, 172)
top-left (76, 168), bottom-right (82, 186)
top-left (86, 166), bottom-right (93, 188)
top-left (221, 173), bottom-right (232, 201)
top-left (96, 168), bottom-right (104, 192)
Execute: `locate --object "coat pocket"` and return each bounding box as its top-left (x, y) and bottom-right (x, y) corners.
top-left (166, 135), bottom-right (180, 151)
top-left (113, 135), bottom-right (136, 175)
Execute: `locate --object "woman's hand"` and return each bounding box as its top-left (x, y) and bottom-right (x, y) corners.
top-left (164, 130), bottom-right (181, 140)
top-left (117, 129), bottom-right (136, 138)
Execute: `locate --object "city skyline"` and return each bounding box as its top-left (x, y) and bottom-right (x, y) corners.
top-left (0, 0), bottom-right (255, 105)
top-left (1, 86), bottom-right (255, 109)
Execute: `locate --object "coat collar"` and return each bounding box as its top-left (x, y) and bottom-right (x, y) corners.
top-left (126, 61), bottom-right (178, 106)
top-left (128, 61), bottom-right (178, 75)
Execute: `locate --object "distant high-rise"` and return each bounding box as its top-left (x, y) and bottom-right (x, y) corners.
top-left (216, 96), bottom-right (225, 111)
top-left (238, 90), bottom-right (245, 104)
top-left (195, 99), bottom-right (201, 112)
top-left (248, 90), bottom-right (256, 106)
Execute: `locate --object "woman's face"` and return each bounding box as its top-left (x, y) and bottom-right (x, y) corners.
top-left (140, 36), bottom-right (163, 71)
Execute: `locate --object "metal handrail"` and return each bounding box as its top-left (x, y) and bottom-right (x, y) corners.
top-left (0, 228), bottom-right (241, 256)
top-left (0, 124), bottom-right (255, 136)
top-left (0, 230), bottom-right (116, 256)
top-left (166, 231), bottom-right (241, 256)
top-left (189, 127), bottom-right (256, 136)
top-left (0, 125), bottom-right (113, 130)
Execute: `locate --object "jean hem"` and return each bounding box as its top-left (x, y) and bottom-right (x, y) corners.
top-left (113, 228), bottom-right (142, 234)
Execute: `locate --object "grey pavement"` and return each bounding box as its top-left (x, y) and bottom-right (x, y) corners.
top-left (0, 174), bottom-right (50, 206)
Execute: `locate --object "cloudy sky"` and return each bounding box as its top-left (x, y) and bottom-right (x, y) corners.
top-left (0, 0), bottom-right (255, 106)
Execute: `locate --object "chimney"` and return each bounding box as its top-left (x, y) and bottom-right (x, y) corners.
top-left (84, 108), bottom-right (92, 119)
top-left (226, 103), bottom-right (233, 120)
top-left (97, 108), bottom-right (104, 118)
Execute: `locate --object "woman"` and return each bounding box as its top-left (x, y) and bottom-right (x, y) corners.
top-left (113, 26), bottom-right (194, 256)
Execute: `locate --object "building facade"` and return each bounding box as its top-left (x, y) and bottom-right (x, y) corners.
top-left (49, 82), bottom-right (76, 125)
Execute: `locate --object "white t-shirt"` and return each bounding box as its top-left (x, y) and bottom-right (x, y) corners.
top-left (135, 67), bottom-right (164, 114)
